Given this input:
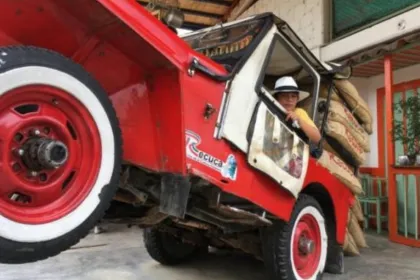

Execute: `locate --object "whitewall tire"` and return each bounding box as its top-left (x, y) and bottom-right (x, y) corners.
top-left (0, 46), bottom-right (122, 264)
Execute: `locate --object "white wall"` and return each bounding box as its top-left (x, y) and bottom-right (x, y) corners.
top-left (237, 0), bottom-right (329, 50)
top-left (350, 63), bottom-right (420, 168)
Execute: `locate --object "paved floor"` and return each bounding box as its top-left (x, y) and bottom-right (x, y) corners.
top-left (1, 225), bottom-right (420, 280)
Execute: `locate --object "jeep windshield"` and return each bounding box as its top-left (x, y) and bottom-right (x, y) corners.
top-left (182, 17), bottom-right (269, 71)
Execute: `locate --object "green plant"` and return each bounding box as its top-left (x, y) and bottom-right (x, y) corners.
top-left (392, 95), bottom-right (420, 159)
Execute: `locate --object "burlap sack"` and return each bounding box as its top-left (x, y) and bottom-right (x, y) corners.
top-left (324, 121), bottom-right (366, 166)
top-left (351, 197), bottom-right (364, 222)
top-left (320, 80), bottom-right (373, 135)
top-left (317, 150), bottom-right (363, 195)
top-left (348, 211), bottom-right (368, 248)
top-left (343, 229), bottom-right (360, 256)
top-left (322, 141), bottom-right (350, 167)
top-left (307, 98), bottom-right (370, 152)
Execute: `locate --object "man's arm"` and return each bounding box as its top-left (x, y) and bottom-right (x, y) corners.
top-left (286, 109), bottom-right (322, 144)
top-left (297, 117), bottom-right (322, 144)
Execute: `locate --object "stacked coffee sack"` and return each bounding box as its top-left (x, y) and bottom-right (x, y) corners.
top-left (301, 79), bottom-right (372, 256)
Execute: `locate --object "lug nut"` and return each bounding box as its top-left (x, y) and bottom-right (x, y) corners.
top-left (40, 173), bottom-right (47, 182)
top-left (30, 171), bottom-right (38, 177)
top-left (32, 129), bottom-right (41, 136)
top-left (14, 133), bottom-right (24, 142)
top-left (16, 149), bottom-right (24, 156)
top-left (12, 163), bottom-right (21, 172)
top-left (10, 193), bottom-right (19, 201)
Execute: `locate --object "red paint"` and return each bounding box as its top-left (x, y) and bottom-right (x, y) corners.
top-left (293, 213), bottom-right (321, 278)
top-left (0, 0), bottom-right (352, 245)
top-left (0, 85), bottom-right (101, 224)
top-left (303, 158), bottom-right (353, 243)
top-left (384, 55), bottom-right (400, 246)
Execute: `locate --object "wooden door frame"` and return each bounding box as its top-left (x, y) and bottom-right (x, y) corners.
top-left (384, 55), bottom-right (420, 247)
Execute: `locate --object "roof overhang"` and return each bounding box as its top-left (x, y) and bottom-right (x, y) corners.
top-left (320, 6), bottom-right (420, 78)
top-left (343, 34), bottom-right (420, 78)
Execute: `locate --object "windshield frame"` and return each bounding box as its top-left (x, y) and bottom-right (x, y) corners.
top-left (255, 32), bottom-right (321, 123)
top-left (181, 14), bottom-right (274, 75)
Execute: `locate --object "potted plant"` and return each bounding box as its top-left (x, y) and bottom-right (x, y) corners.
top-left (392, 95), bottom-right (420, 166)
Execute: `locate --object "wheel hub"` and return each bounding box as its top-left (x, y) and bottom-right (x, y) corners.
top-left (298, 236), bottom-right (315, 255)
top-left (0, 84), bottom-right (102, 225)
top-left (20, 136), bottom-right (69, 171)
top-left (293, 213), bottom-right (322, 278)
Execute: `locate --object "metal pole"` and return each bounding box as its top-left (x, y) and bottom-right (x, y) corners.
top-left (384, 54), bottom-right (396, 241)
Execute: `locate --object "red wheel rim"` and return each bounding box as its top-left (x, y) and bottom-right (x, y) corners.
top-left (292, 213), bottom-right (322, 279)
top-left (0, 85), bottom-right (102, 224)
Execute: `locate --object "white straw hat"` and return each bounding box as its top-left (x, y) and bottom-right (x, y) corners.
top-left (271, 76), bottom-right (310, 101)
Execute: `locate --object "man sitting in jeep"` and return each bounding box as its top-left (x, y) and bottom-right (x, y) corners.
top-left (272, 76), bottom-right (322, 144)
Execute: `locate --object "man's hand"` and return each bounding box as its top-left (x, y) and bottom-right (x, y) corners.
top-left (285, 110), bottom-right (321, 144)
top-left (285, 111), bottom-right (300, 124)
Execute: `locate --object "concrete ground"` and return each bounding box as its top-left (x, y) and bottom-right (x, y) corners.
top-left (1, 224), bottom-right (420, 280)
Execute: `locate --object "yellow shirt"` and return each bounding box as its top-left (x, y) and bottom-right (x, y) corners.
top-left (294, 108), bottom-right (317, 128)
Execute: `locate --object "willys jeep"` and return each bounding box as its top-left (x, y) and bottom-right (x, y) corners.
top-left (0, 1), bottom-right (355, 279)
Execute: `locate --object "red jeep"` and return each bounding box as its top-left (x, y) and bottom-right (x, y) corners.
top-left (0, 1), bottom-right (354, 279)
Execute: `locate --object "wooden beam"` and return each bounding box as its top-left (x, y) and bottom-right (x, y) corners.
top-left (184, 13), bottom-right (220, 25)
top-left (225, 0), bottom-right (257, 21)
top-left (138, 0), bottom-right (228, 15)
top-left (222, 0), bottom-right (240, 21)
top-left (194, 0), bottom-right (232, 6)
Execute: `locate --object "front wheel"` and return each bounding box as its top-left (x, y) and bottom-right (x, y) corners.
top-left (262, 194), bottom-right (328, 280)
top-left (0, 46), bottom-right (122, 264)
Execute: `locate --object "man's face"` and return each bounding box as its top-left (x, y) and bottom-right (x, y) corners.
top-left (275, 92), bottom-right (299, 111)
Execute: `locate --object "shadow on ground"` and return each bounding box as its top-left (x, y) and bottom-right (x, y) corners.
top-left (1, 225), bottom-right (420, 280)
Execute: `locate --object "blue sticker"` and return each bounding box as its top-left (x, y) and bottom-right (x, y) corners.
top-left (186, 130), bottom-right (237, 180)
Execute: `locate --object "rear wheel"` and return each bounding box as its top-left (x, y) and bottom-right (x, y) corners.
top-left (262, 194), bottom-right (328, 280)
top-left (0, 46), bottom-right (122, 264)
top-left (143, 226), bottom-right (208, 265)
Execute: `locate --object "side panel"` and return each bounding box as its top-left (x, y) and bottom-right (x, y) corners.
top-left (181, 73), bottom-right (296, 221)
top-left (303, 159), bottom-right (354, 244)
top-left (108, 75), bottom-right (160, 170)
top-left (148, 68), bottom-right (186, 173)
top-left (220, 26), bottom-right (277, 152)
top-left (185, 133), bottom-right (297, 222)
top-left (248, 100), bottom-right (310, 198)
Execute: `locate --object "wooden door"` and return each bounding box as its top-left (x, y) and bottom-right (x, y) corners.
top-left (388, 79), bottom-right (420, 247)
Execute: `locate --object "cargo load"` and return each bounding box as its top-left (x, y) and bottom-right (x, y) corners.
top-left (300, 76), bottom-right (371, 256)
